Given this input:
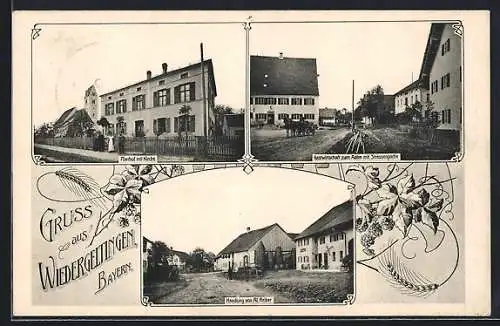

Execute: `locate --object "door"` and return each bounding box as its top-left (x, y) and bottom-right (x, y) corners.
top-left (348, 239), bottom-right (354, 256)
top-left (323, 252), bottom-right (328, 269)
top-left (318, 253), bottom-right (322, 267)
top-left (267, 113), bottom-right (275, 125)
top-left (135, 120), bottom-right (145, 137)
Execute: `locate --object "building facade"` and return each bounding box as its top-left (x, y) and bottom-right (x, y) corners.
top-left (215, 223), bottom-right (296, 272)
top-left (84, 85), bottom-right (99, 124)
top-left (295, 200), bottom-right (354, 272)
top-left (250, 54), bottom-right (320, 126)
top-left (100, 60), bottom-right (217, 138)
top-left (394, 80), bottom-right (429, 115)
top-left (428, 23), bottom-right (462, 132)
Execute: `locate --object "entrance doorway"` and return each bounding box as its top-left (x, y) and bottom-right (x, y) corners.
top-left (323, 252), bottom-right (328, 269)
top-left (267, 113), bottom-right (275, 125)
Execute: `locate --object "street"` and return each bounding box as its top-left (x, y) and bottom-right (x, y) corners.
top-left (251, 127), bottom-right (351, 161)
top-left (154, 272), bottom-right (293, 304)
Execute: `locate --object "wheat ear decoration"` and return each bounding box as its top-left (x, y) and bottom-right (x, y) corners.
top-left (378, 244), bottom-right (439, 297)
top-left (54, 168), bottom-right (108, 209)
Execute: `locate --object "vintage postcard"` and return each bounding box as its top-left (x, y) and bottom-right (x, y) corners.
top-left (12, 10), bottom-right (490, 318)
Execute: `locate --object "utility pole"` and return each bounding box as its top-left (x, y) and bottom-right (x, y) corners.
top-left (200, 43), bottom-right (208, 138)
top-left (352, 80), bottom-right (355, 132)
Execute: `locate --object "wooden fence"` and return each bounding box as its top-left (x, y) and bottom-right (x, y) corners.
top-left (34, 135), bottom-right (244, 161)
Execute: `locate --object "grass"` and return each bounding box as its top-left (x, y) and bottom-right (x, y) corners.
top-left (143, 277), bottom-right (189, 302)
top-left (253, 270), bottom-right (353, 303)
top-left (34, 147), bottom-right (115, 163)
top-left (328, 127), bottom-right (458, 160)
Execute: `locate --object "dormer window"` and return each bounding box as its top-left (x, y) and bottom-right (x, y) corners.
top-left (159, 80), bottom-right (165, 85)
top-left (180, 72), bottom-right (189, 79)
top-left (137, 87), bottom-right (142, 91)
top-left (119, 92), bottom-right (124, 96)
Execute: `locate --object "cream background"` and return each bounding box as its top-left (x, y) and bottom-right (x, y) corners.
top-left (13, 10), bottom-right (490, 316)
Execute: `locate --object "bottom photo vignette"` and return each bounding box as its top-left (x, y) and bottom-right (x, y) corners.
top-left (139, 165), bottom-right (356, 306)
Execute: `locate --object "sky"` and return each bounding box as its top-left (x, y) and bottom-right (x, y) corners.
top-left (141, 167), bottom-right (352, 255)
top-left (32, 21), bottom-right (431, 127)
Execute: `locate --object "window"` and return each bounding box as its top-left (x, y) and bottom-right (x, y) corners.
top-left (339, 251), bottom-right (344, 260)
top-left (332, 252), bottom-right (336, 261)
top-left (305, 238), bottom-right (309, 245)
top-left (278, 98), bottom-right (289, 105)
top-left (405, 97), bottom-right (408, 106)
top-left (339, 233), bottom-right (344, 240)
top-left (305, 256), bottom-right (309, 263)
top-left (132, 95), bottom-right (144, 111)
top-left (119, 92), bottom-right (124, 96)
top-left (105, 103), bottom-right (114, 115)
top-left (431, 80), bottom-right (439, 94)
top-left (180, 72), bottom-right (189, 79)
top-left (304, 98), bottom-right (315, 105)
top-left (159, 80), bottom-right (165, 85)
top-left (137, 87), bottom-right (142, 91)
top-left (116, 99), bottom-right (127, 113)
top-left (92, 99), bottom-right (96, 104)
top-left (298, 256), bottom-right (302, 263)
top-left (178, 115), bottom-right (196, 133)
top-left (250, 97), bottom-right (254, 105)
top-left (254, 97), bottom-right (277, 105)
top-left (442, 109), bottom-right (452, 124)
top-left (427, 93), bottom-right (430, 102)
top-left (255, 113), bottom-right (267, 120)
top-left (320, 237), bottom-right (325, 244)
top-left (153, 118), bottom-right (168, 135)
top-left (243, 255), bottom-right (249, 267)
top-left (153, 89), bottom-right (170, 107)
top-left (291, 98), bottom-right (302, 105)
top-left (441, 38), bottom-right (451, 55)
top-left (108, 96), bottom-right (112, 100)
top-left (278, 113), bottom-right (289, 120)
top-left (441, 73), bottom-right (451, 90)
top-left (330, 235), bottom-right (334, 242)
top-left (304, 114), bottom-right (315, 120)
top-left (174, 82), bottom-right (195, 103)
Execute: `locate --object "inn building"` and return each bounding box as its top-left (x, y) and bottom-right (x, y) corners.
top-left (250, 53), bottom-right (320, 126)
top-left (294, 200), bottom-right (354, 272)
top-left (100, 60), bottom-right (217, 138)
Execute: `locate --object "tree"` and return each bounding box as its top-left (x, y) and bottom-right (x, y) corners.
top-left (152, 241), bottom-right (171, 265)
top-left (213, 105), bottom-right (234, 135)
top-left (178, 104), bottom-right (192, 139)
top-left (356, 85), bottom-right (385, 125)
top-left (34, 122), bottom-right (54, 138)
top-left (189, 247), bottom-right (215, 272)
top-left (67, 110), bottom-right (95, 137)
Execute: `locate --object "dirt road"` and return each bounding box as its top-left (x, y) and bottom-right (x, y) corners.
top-left (155, 272), bottom-right (293, 304)
top-left (251, 128), bottom-right (350, 161)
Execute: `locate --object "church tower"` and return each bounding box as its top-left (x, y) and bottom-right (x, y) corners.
top-left (84, 84), bottom-right (99, 124)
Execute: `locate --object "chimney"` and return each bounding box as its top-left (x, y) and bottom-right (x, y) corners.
top-left (146, 70), bottom-right (152, 80)
top-left (279, 52), bottom-right (284, 59)
top-left (162, 63), bottom-right (168, 74)
top-left (246, 227), bottom-right (251, 232)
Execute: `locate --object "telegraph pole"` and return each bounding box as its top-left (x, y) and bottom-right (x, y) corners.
top-left (351, 80), bottom-right (355, 132)
top-left (200, 43), bottom-right (207, 138)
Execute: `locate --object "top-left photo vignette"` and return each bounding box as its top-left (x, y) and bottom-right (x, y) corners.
top-left (31, 22), bottom-right (246, 164)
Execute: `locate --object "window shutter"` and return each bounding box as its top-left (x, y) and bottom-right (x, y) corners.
top-left (166, 88), bottom-right (171, 105)
top-left (153, 119), bottom-right (158, 135)
top-left (189, 82), bottom-right (196, 101)
top-left (166, 118), bottom-right (171, 133)
top-left (189, 115), bottom-right (195, 132)
top-left (174, 86), bottom-right (180, 104)
top-left (174, 117), bottom-right (178, 132)
top-left (153, 92), bottom-right (158, 107)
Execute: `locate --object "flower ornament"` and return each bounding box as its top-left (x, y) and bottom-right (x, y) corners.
top-left (103, 165), bottom-right (155, 214)
top-left (123, 165), bottom-right (155, 187)
top-left (375, 174), bottom-right (438, 236)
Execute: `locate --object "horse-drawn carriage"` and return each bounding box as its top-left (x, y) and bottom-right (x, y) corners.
top-left (283, 117), bottom-right (317, 137)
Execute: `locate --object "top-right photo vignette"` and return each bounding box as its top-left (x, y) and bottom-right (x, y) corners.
top-left (249, 20), bottom-right (463, 163)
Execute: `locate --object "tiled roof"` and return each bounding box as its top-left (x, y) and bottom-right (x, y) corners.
top-left (287, 233), bottom-right (300, 240)
top-left (53, 107), bottom-right (78, 128)
top-left (394, 80), bottom-right (426, 97)
top-left (250, 55), bottom-right (319, 96)
top-left (418, 23), bottom-right (446, 88)
top-left (218, 223), bottom-right (281, 256)
top-left (171, 249), bottom-right (190, 261)
top-left (295, 200), bottom-right (353, 240)
top-left (319, 108), bottom-right (338, 118)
